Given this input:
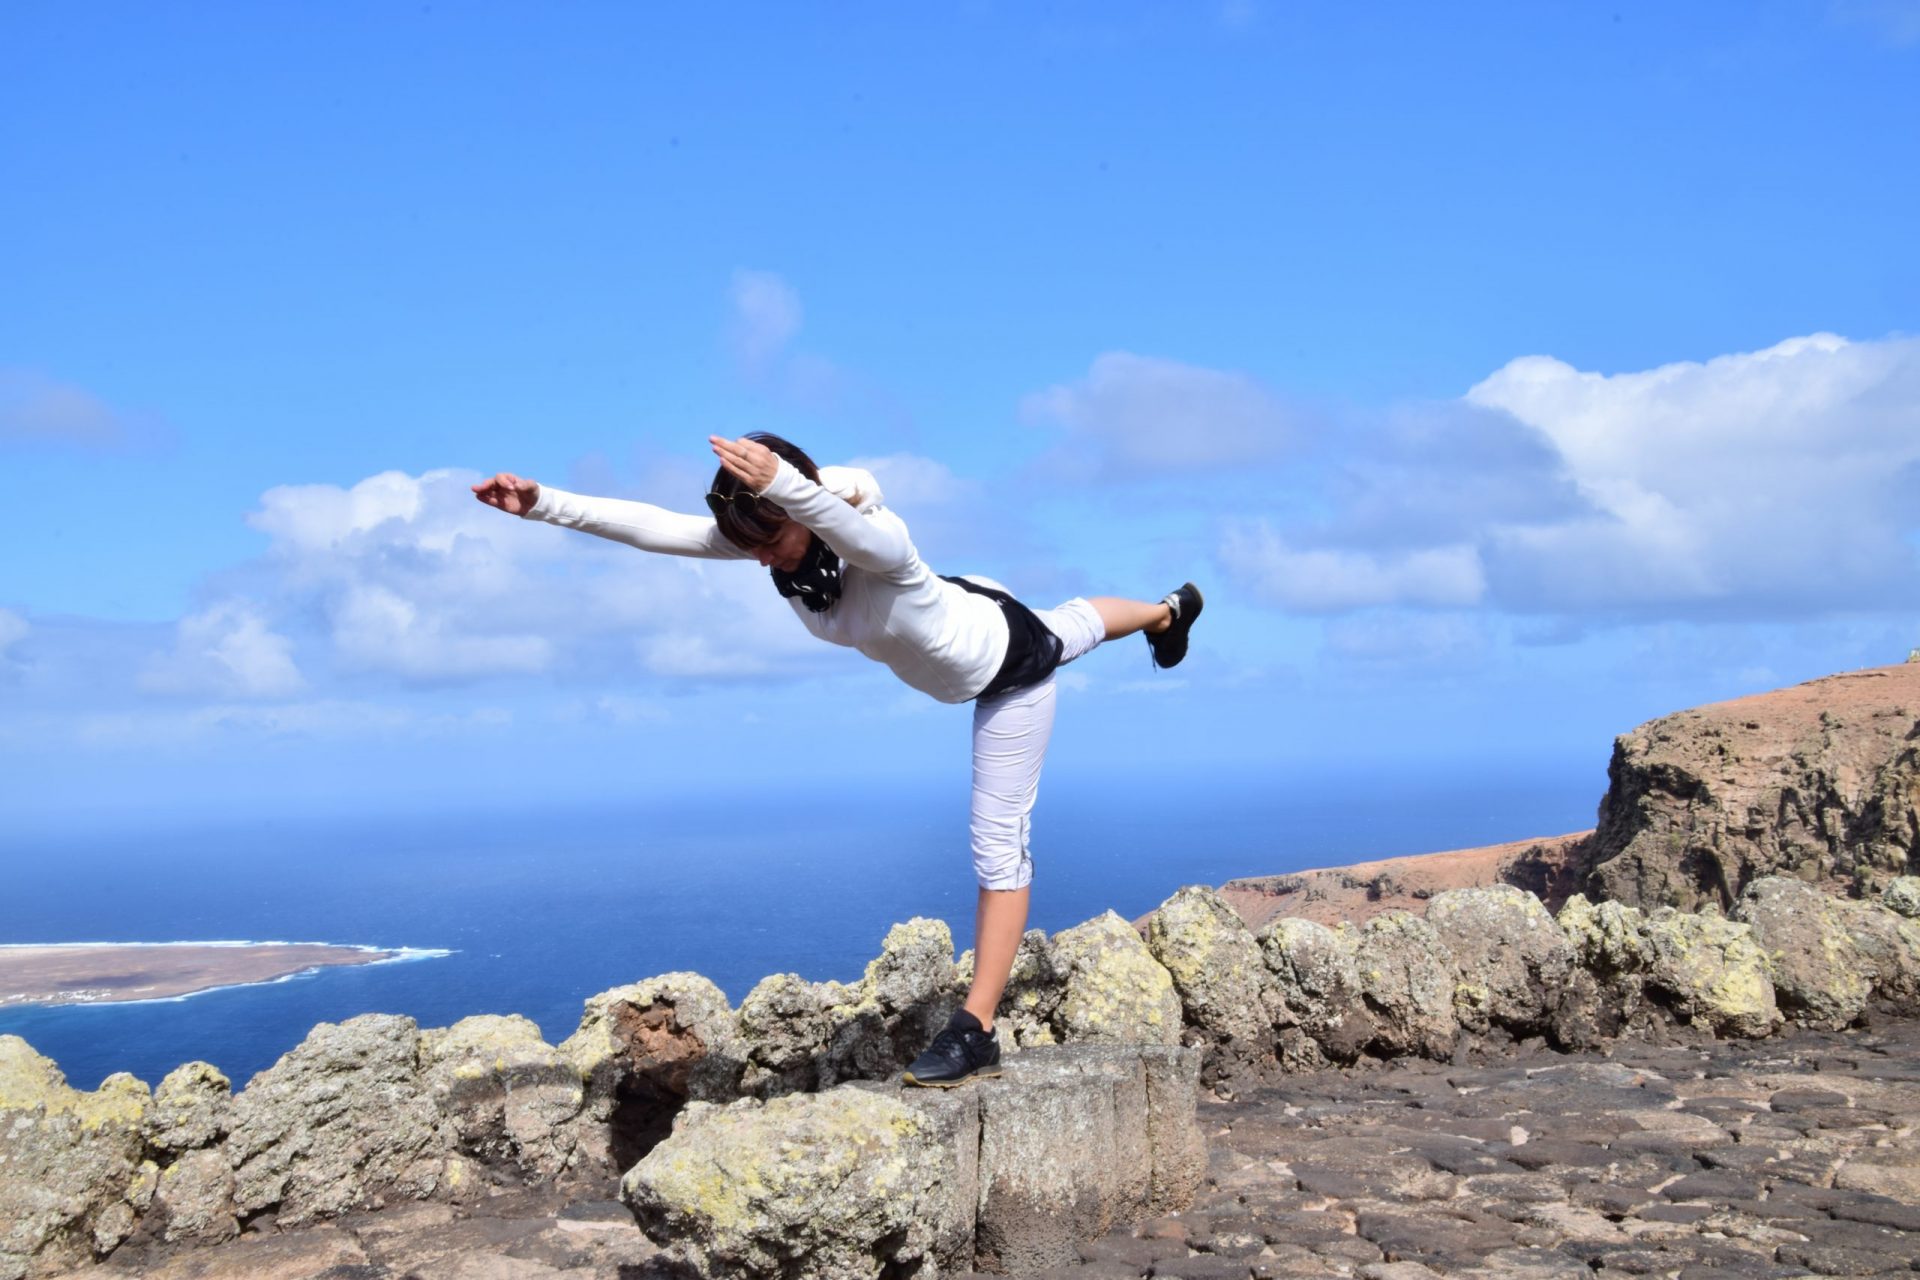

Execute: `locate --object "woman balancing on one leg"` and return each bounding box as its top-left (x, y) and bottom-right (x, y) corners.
top-left (473, 432), bottom-right (1202, 1087)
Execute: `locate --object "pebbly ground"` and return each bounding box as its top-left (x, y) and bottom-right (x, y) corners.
top-left (1044, 1021), bottom-right (1920, 1280)
top-left (61, 1022), bottom-right (1920, 1280)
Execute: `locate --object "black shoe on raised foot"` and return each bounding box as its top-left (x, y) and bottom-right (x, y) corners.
top-left (902, 1010), bottom-right (1001, 1088)
top-left (1147, 582), bottom-right (1204, 670)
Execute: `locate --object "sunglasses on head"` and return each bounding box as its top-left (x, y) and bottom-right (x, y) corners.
top-left (706, 491), bottom-right (764, 521)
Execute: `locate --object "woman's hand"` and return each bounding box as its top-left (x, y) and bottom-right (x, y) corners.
top-left (710, 435), bottom-right (779, 493)
top-left (472, 472), bottom-right (541, 515)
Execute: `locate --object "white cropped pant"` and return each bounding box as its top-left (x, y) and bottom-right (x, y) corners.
top-left (969, 597), bottom-right (1106, 890)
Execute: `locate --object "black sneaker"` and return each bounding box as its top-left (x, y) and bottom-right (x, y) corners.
top-left (1147, 582), bottom-right (1204, 669)
top-left (902, 1010), bottom-right (1002, 1088)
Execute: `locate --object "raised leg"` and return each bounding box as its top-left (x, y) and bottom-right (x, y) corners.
top-left (1087, 596), bottom-right (1172, 641)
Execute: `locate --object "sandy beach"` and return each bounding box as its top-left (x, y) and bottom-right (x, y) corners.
top-left (0, 942), bottom-right (402, 1008)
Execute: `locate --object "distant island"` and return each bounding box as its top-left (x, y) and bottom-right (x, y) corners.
top-left (0, 942), bottom-right (417, 1008)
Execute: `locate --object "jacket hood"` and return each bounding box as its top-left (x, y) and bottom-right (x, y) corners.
top-left (817, 465), bottom-right (884, 513)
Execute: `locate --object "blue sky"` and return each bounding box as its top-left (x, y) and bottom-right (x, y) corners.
top-left (3, 2), bottom-right (1917, 838)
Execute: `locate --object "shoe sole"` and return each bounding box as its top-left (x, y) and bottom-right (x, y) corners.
top-left (901, 1064), bottom-right (1003, 1089)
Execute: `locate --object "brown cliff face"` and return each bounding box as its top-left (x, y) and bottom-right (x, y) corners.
top-left (1579, 664), bottom-right (1920, 911)
top-left (1217, 832), bottom-right (1592, 932)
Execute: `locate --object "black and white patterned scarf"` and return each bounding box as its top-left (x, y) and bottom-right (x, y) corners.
top-left (770, 535), bottom-right (843, 612)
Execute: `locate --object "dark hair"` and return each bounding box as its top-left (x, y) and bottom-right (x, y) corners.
top-left (709, 432), bottom-right (822, 550)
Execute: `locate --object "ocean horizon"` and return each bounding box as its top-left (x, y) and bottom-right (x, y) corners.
top-left (5, 759), bottom-right (1601, 1090)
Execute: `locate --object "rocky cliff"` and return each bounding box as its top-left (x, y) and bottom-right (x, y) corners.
top-left (1220, 664), bottom-right (1920, 929)
top-left (1581, 665), bottom-right (1920, 910)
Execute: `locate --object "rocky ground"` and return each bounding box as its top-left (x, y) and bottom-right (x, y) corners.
top-left (1045, 1021), bottom-right (1920, 1280)
top-left (60, 1020), bottom-right (1920, 1280)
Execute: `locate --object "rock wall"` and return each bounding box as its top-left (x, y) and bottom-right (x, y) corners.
top-left (9, 874), bottom-right (1920, 1278)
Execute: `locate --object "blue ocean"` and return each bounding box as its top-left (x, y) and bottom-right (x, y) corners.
top-left (4, 763), bottom-right (1600, 1090)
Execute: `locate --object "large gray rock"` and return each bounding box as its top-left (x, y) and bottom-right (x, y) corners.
top-left (152, 1148), bottom-right (238, 1244)
top-left (560, 971), bottom-right (747, 1174)
top-left (1557, 893), bottom-right (1781, 1038)
top-left (1256, 916), bottom-right (1375, 1063)
top-left (1642, 907), bottom-right (1782, 1038)
top-left (735, 920), bottom-right (963, 1098)
top-left (1146, 886), bottom-right (1284, 1071)
top-left (1048, 911), bottom-right (1183, 1046)
top-left (1350, 912), bottom-right (1459, 1059)
top-left (1885, 876), bottom-right (1920, 919)
top-left (736, 971), bottom-right (832, 1097)
top-left (622, 1087), bottom-right (948, 1280)
top-left (815, 918), bottom-right (960, 1088)
top-left (955, 929), bottom-right (1064, 1049)
top-left (418, 1014), bottom-right (587, 1181)
top-left (0, 1038), bottom-right (152, 1280)
top-left (1735, 876), bottom-right (1920, 1026)
top-left (619, 1043), bottom-right (1201, 1280)
top-left (1426, 886), bottom-right (1576, 1039)
top-left (974, 1048), bottom-right (1152, 1272)
top-left (226, 1014), bottom-right (456, 1227)
top-left (145, 1061), bottom-right (230, 1158)
top-left (1578, 667), bottom-right (1920, 911)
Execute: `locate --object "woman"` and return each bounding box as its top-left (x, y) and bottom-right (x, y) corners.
top-left (473, 432), bottom-right (1202, 1087)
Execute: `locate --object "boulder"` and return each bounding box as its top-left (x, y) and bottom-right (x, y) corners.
top-left (1884, 876), bottom-right (1920, 919)
top-left (1145, 886), bottom-right (1285, 1069)
top-left (0, 1038), bottom-right (152, 1280)
top-left (1426, 886), bottom-right (1576, 1039)
top-left (621, 1043), bottom-right (1202, 1280)
top-left (1734, 877), bottom-right (1877, 1028)
top-left (1350, 912), bottom-right (1459, 1059)
top-left (1577, 666), bottom-right (1920, 911)
top-left (225, 1013), bottom-right (455, 1227)
top-left (622, 1087), bottom-right (948, 1280)
top-left (974, 1048), bottom-right (1153, 1271)
top-left (735, 921), bottom-right (963, 1098)
top-left (560, 971), bottom-right (748, 1173)
top-left (1641, 908), bottom-right (1781, 1038)
top-left (1256, 916), bottom-right (1375, 1063)
top-left (736, 971), bottom-right (833, 1097)
top-left (1554, 894), bottom-right (1659, 1043)
top-left (1559, 893), bottom-right (1780, 1038)
top-left (152, 1148), bottom-right (238, 1244)
top-left (1047, 911), bottom-right (1182, 1046)
top-left (815, 919), bottom-right (960, 1088)
top-left (956, 929), bottom-right (1064, 1049)
top-left (418, 1013), bottom-right (587, 1181)
top-left (145, 1062), bottom-right (230, 1158)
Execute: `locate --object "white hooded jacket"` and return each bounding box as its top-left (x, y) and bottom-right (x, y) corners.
top-left (525, 459), bottom-right (1011, 703)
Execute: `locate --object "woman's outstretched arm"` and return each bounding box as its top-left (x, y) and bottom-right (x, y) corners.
top-left (471, 471), bottom-right (749, 560)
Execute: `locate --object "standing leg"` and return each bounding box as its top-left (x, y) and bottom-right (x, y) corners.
top-left (962, 674), bottom-right (1058, 1030)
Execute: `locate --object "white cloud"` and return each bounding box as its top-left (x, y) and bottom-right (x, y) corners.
top-left (0, 608), bottom-right (26, 658)
top-left (1223, 524), bottom-right (1486, 612)
top-left (331, 584), bottom-right (552, 679)
top-left (1223, 333), bottom-right (1920, 621)
top-left (0, 369), bottom-right (132, 448)
top-left (231, 466), bottom-right (832, 686)
top-left (1469, 333), bottom-right (1920, 615)
top-left (843, 453), bottom-right (974, 508)
top-left (1021, 352), bottom-right (1292, 477)
top-left (730, 269), bottom-right (804, 373)
top-left (140, 601), bottom-right (305, 698)
top-left (1322, 613), bottom-right (1490, 667)
top-left (57, 700), bottom-right (512, 749)
top-left (249, 469), bottom-right (426, 551)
